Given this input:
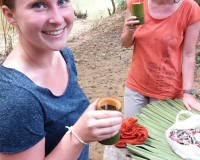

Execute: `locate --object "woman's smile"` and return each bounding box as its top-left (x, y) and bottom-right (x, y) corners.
top-left (42, 27), bottom-right (66, 36)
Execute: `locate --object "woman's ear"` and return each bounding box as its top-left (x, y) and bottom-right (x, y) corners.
top-left (1, 5), bottom-right (17, 25)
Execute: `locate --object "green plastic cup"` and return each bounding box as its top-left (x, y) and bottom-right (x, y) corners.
top-left (132, 2), bottom-right (144, 25)
top-left (97, 97), bottom-right (122, 145)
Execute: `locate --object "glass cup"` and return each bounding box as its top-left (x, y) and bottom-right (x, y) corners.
top-left (132, 2), bottom-right (144, 25)
top-left (96, 97), bottom-right (122, 145)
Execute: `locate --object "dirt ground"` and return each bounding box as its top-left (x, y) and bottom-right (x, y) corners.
top-left (0, 10), bottom-right (199, 160)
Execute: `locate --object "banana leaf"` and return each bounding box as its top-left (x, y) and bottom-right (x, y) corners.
top-left (126, 98), bottom-right (200, 160)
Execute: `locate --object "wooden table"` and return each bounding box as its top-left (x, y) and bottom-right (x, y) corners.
top-left (103, 145), bottom-right (132, 160)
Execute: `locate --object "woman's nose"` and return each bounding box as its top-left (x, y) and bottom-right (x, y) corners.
top-left (48, 7), bottom-right (64, 24)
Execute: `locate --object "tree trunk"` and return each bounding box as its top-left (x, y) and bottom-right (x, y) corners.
top-left (111, 0), bottom-right (116, 14)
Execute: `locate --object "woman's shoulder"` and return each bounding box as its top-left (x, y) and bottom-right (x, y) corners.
top-left (183, 0), bottom-right (200, 6)
top-left (181, 0), bottom-right (200, 24)
top-left (0, 67), bottom-right (42, 111)
top-left (0, 84), bottom-right (45, 153)
top-left (182, 0), bottom-right (200, 10)
top-left (0, 82), bottom-right (42, 111)
top-left (0, 65), bottom-right (36, 89)
top-left (61, 47), bottom-right (73, 56)
top-left (60, 47), bottom-right (75, 62)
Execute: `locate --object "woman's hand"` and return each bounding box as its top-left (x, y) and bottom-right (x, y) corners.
top-left (73, 99), bottom-right (123, 143)
top-left (183, 94), bottom-right (200, 112)
top-left (124, 15), bottom-right (140, 30)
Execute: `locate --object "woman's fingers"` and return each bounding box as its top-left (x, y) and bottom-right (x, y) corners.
top-left (184, 102), bottom-right (192, 110)
top-left (126, 16), bottom-right (140, 28)
top-left (90, 110), bottom-right (122, 119)
top-left (95, 123), bottom-right (122, 135)
top-left (96, 130), bottom-right (120, 141)
top-left (189, 99), bottom-right (200, 111)
top-left (87, 115), bottom-right (122, 141)
top-left (183, 94), bottom-right (200, 111)
top-left (89, 124), bottom-right (122, 142)
top-left (74, 99), bottom-right (123, 143)
top-left (93, 116), bottom-right (122, 128)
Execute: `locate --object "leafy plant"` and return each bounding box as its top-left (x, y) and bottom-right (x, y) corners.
top-left (196, 52), bottom-right (200, 64)
top-left (0, 9), bottom-right (15, 56)
top-left (116, 0), bottom-right (127, 10)
top-left (127, 98), bottom-right (200, 160)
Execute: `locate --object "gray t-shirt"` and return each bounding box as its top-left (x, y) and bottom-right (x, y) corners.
top-left (0, 48), bottom-right (89, 159)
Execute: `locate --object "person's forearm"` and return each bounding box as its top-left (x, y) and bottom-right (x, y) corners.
top-left (182, 20), bottom-right (200, 91)
top-left (182, 54), bottom-right (195, 90)
top-left (120, 28), bottom-right (135, 48)
top-left (45, 132), bottom-right (85, 160)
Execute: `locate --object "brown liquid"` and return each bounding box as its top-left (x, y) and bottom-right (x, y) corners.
top-left (100, 104), bottom-right (117, 110)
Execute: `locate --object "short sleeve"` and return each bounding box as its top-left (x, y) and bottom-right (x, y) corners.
top-left (0, 85), bottom-right (45, 153)
top-left (186, 0), bottom-right (200, 25)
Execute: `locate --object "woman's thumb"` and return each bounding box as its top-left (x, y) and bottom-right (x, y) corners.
top-left (86, 98), bottom-right (99, 111)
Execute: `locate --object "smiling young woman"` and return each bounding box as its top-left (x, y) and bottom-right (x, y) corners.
top-left (0, 0), bottom-right (123, 160)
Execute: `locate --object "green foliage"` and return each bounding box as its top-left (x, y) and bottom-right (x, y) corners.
top-left (196, 52), bottom-right (200, 64)
top-left (0, 9), bottom-right (15, 56)
top-left (116, 0), bottom-right (127, 10)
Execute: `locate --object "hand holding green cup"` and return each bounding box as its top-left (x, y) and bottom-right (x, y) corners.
top-left (132, 2), bottom-right (144, 25)
top-left (96, 97), bottom-right (122, 145)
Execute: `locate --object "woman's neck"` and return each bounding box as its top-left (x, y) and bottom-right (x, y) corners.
top-left (148, 0), bottom-right (183, 19)
top-left (17, 43), bottom-right (57, 68)
top-left (2, 43), bottom-right (59, 72)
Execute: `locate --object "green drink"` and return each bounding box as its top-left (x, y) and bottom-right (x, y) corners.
top-left (132, 2), bottom-right (144, 25)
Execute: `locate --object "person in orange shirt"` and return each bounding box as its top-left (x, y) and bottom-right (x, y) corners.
top-left (122, 0), bottom-right (200, 117)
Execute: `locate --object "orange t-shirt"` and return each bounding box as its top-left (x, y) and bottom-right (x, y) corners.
top-left (126, 0), bottom-right (200, 99)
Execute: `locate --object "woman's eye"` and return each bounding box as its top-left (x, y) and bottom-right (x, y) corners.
top-left (32, 2), bottom-right (46, 9)
top-left (58, 0), bottom-right (68, 6)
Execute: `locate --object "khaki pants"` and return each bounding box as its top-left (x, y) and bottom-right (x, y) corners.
top-left (124, 86), bottom-right (157, 117)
